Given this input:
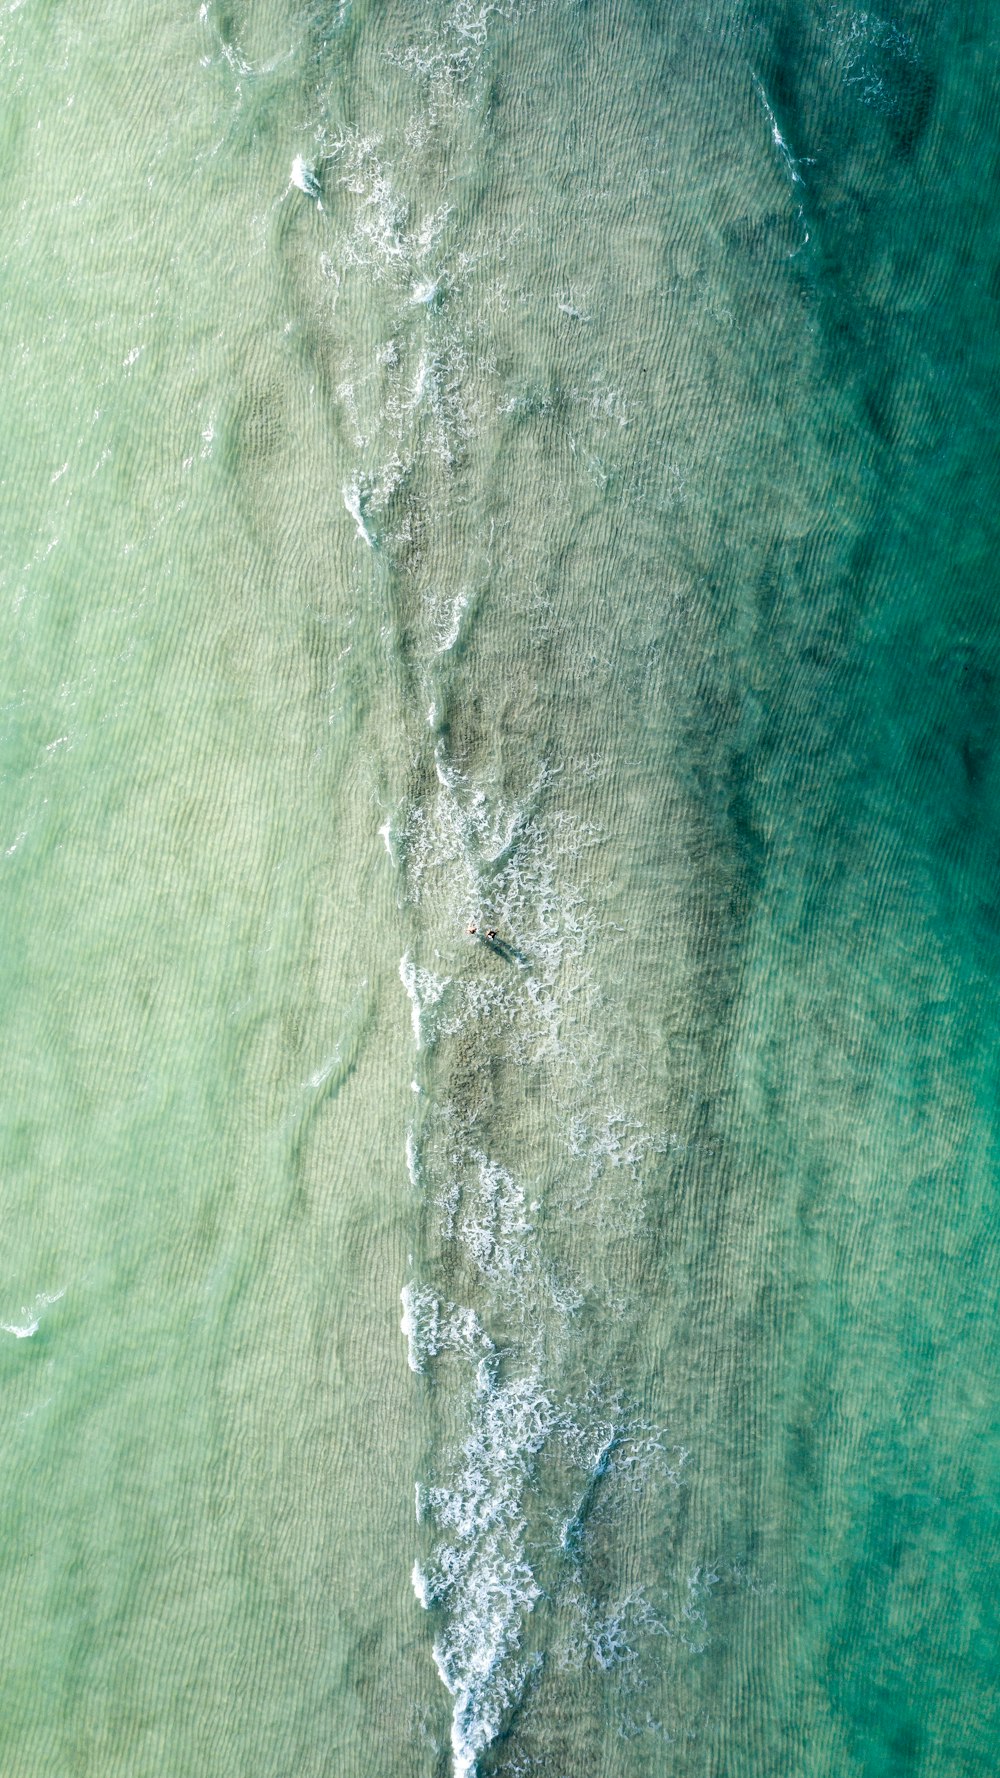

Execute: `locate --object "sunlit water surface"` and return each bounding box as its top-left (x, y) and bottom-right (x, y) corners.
top-left (1, 3), bottom-right (997, 1775)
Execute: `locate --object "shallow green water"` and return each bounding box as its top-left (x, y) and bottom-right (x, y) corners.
top-left (1, 2), bottom-right (997, 1774)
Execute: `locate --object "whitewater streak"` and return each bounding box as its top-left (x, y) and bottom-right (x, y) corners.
top-left (391, 739), bottom-right (682, 1772)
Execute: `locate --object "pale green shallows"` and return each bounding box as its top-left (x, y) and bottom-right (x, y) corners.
top-left (1, 3), bottom-right (997, 1776)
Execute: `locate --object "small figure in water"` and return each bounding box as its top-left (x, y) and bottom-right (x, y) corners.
top-left (486, 928), bottom-right (498, 942)
top-left (467, 923), bottom-right (477, 935)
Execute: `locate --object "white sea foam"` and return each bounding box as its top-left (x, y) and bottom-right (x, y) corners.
top-left (399, 953), bottom-right (450, 1048)
top-left (397, 759), bottom-right (598, 1068)
top-left (679, 1564), bottom-right (721, 1654)
top-left (2, 1288), bottom-right (64, 1339)
top-left (401, 1286), bottom-right (495, 1374)
top-left (569, 1107), bottom-right (657, 1182)
top-left (410, 353), bottom-right (430, 408)
top-left (457, 1152), bottom-right (532, 1287)
top-left (424, 1380), bottom-right (683, 1765)
top-left (336, 131), bottom-right (694, 1746)
top-left (400, 1283), bottom-right (439, 1372)
top-left (313, 131), bottom-right (472, 486)
top-left (406, 1259), bottom-right (688, 1772)
top-left (304, 1051), bottom-right (339, 1090)
top-left (412, 1559), bottom-right (431, 1608)
top-left (751, 73), bottom-right (810, 250)
top-left (325, 133), bottom-right (451, 285)
top-left (751, 72), bottom-right (803, 183)
top-left (425, 1356), bottom-right (555, 1778)
top-left (402, 743), bottom-right (545, 905)
top-left (559, 1585), bottom-right (669, 1675)
top-left (342, 479), bottom-right (373, 546)
top-left (826, 5), bottom-right (917, 111)
top-left (557, 290), bottom-right (591, 322)
top-left (290, 154), bottom-right (322, 205)
top-left (546, 1270), bottom-right (584, 1318)
top-left (434, 589), bottom-right (469, 652)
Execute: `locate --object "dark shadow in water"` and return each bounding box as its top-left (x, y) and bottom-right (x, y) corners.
top-left (478, 934), bottom-right (529, 968)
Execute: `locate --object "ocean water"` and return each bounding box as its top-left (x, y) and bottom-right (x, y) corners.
top-left (1, 2), bottom-right (998, 1775)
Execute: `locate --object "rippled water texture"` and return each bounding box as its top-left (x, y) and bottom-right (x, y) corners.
top-left (0, 2), bottom-right (997, 1775)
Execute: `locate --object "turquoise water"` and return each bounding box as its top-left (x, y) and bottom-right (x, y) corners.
top-left (1, 2), bottom-right (997, 1774)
